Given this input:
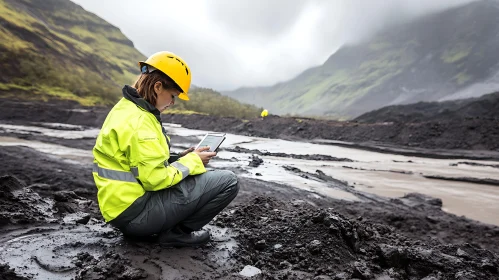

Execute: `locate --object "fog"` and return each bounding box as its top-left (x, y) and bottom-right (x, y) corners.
top-left (71, 0), bottom-right (476, 90)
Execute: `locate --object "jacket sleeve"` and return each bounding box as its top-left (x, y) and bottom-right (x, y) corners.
top-left (168, 153), bottom-right (181, 163)
top-left (126, 118), bottom-right (206, 191)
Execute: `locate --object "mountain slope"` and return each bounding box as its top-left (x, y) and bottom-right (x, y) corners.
top-left (172, 87), bottom-right (263, 119)
top-left (224, 1), bottom-right (499, 119)
top-left (0, 0), bottom-right (145, 105)
top-left (355, 91), bottom-right (499, 123)
top-left (0, 0), bottom-right (262, 119)
top-left (167, 90), bottom-right (499, 152)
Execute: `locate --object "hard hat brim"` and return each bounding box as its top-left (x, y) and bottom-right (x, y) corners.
top-left (138, 61), bottom-right (190, 101)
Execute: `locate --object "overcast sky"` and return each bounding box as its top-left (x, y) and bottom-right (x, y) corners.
top-left (71, 0), bottom-right (476, 91)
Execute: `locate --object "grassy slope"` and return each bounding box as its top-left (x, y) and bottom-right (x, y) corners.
top-left (224, 1), bottom-right (499, 119)
top-left (224, 41), bottom-right (416, 120)
top-left (172, 87), bottom-right (263, 119)
top-left (0, 0), bottom-right (262, 118)
top-left (0, 0), bottom-right (145, 105)
top-left (266, 42), bottom-right (414, 119)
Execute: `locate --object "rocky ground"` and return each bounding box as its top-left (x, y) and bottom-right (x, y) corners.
top-left (0, 143), bottom-right (498, 279)
top-left (165, 114), bottom-right (499, 158)
top-left (0, 99), bottom-right (498, 279)
top-left (1, 98), bottom-right (499, 158)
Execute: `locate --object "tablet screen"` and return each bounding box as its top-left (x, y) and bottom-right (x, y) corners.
top-left (196, 134), bottom-right (226, 152)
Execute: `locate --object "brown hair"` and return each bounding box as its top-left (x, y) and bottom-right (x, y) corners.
top-left (133, 70), bottom-right (182, 106)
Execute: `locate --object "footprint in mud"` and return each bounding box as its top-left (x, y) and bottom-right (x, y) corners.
top-left (0, 223), bottom-right (119, 280)
top-left (105, 225), bottom-right (239, 279)
top-left (205, 225), bottom-right (238, 265)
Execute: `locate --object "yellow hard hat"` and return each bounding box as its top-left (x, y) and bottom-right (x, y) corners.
top-left (139, 51), bottom-right (191, 100)
top-left (261, 109), bottom-right (269, 117)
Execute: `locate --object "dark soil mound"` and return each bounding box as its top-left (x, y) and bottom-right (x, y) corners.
top-left (165, 111), bottom-right (499, 152)
top-left (73, 252), bottom-right (147, 280)
top-left (1, 118), bottom-right (498, 279)
top-left (216, 196), bottom-right (499, 279)
top-left (0, 175), bottom-right (53, 225)
top-left (0, 174), bottom-right (96, 226)
top-left (0, 99), bottom-right (108, 127)
top-left (0, 264), bottom-right (29, 280)
top-left (1, 98), bottom-right (499, 152)
top-left (355, 91), bottom-right (499, 123)
top-left (339, 196), bottom-right (499, 255)
top-left (0, 146), bottom-right (96, 200)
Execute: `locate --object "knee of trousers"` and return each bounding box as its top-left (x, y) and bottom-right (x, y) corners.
top-left (219, 170), bottom-right (239, 194)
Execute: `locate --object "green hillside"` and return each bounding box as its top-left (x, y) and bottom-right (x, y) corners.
top-left (0, 0), bottom-right (261, 119)
top-left (224, 1), bottom-right (499, 119)
top-left (0, 0), bottom-right (144, 105)
top-left (172, 87), bottom-right (263, 119)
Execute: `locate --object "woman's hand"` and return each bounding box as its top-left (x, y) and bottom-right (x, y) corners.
top-left (179, 147), bottom-right (195, 157)
top-left (194, 146), bottom-right (217, 166)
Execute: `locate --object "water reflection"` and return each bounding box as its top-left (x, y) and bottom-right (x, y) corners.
top-left (1, 122), bottom-right (499, 225)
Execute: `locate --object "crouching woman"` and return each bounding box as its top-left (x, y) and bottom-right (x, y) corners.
top-left (92, 51), bottom-right (239, 247)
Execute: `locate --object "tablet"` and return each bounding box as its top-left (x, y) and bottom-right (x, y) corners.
top-left (195, 133), bottom-right (226, 152)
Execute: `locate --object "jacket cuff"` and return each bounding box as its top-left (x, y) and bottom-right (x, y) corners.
top-left (177, 152), bottom-right (206, 175)
top-left (168, 153), bottom-right (181, 163)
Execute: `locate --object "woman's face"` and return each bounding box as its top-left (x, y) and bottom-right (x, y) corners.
top-left (154, 81), bottom-right (180, 112)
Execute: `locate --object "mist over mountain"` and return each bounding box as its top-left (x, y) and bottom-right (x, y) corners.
top-left (0, 0), bottom-right (260, 117)
top-left (223, 1), bottom-right (499, 119)
top-left (71, 0), bottom-right (477, 91)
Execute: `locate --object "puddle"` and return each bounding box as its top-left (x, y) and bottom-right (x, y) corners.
top-left (0, 123), bottom-right (100, 139)
top-left (112, 225), bottom-right (239, 279)
top-left (0, 223), bottom-right (238, 280)
top-left (3, 122), bottom-right (499, 225)
top-left (210, 151), bottom-right (360, 202)
top-left (0, 136), bottom-right (93, 164)
top-left (37, 122), bottom-right (86, 130)
top-left (296, 164), bottom-right (499, 225)
top-left (205, 225), bottom-right (238, 266)
top-left (0, 224), bottom-right (118, 280)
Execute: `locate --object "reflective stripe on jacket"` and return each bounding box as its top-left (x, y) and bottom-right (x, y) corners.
top-left (93, 95), bottom-right (206, 222)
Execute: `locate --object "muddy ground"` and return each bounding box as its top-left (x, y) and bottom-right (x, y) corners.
top-left (1, 143), bottom-right (499, 279)
top-left (165, 114), bottom-right (499, 159)
top-left (0, 99), bottom-right (498, 279)
top-left (1, 98), bottom-right (499, 160)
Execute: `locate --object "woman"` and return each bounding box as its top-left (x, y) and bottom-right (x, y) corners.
top-left (92, 51), bottom-right (239, 247)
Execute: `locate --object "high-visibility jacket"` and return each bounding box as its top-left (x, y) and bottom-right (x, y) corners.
top-left (92, 86), bottom-right (206, 222)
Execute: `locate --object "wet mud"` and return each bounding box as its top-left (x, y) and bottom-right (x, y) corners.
top-left (2, 98), bottom-right (499, 160)
top-left (0, 264), bottom-right (29, 280)
top-left (422, 175), bottom-right (499, 187)
top-left (451, 161), bottom-right (499, 169)
top-left (164, 114), bottom-right (499, 156)
top-left (0, 99), bottom-right (108, 128)
top-left (225, 146), bottom-right (354, 162)
top-left (341, 165), bottom-right (414, 175)
top-left (1, 141), bottom-right (498, 279)
top-left (1, 100), bottom-right (499, 279)
top-left (216, 196), bottom-right (499, 279)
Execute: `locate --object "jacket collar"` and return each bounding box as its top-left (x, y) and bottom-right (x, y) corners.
top-left (122, 85), bottom-right (162, 124)
top-left (122, 85), bottom-right (170, 146)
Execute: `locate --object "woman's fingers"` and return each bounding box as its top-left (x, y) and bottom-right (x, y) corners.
top-left (193, 148), bottom-right (218, 166)
top-left (196, 146), bottom-right (211, 152)
top-left (205, 152), bottom-right (217, 157)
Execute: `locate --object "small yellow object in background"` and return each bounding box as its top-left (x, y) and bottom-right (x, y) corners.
top-left (261, 109), bottom-right (269, 118)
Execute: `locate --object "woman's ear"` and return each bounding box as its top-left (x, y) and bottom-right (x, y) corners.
top-left (153, 81), bottom-right (163, 95)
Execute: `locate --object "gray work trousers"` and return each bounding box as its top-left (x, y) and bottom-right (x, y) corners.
top-left (122, 170), bottom-right (239, 237)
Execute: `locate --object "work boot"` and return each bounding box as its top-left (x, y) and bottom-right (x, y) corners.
top-left (159, 227), bottom-right (210, 248)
